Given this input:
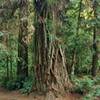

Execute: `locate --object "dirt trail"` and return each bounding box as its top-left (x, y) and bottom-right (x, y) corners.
top-left (0, 87), bottom-right (81, 100)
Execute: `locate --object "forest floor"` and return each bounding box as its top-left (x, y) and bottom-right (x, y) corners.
top-left (0, 87), bottom-right (82, 100)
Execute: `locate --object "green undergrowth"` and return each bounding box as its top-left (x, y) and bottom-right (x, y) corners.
top-left (0, 76), bottom-right (34, 94)
top-left (72, 75), bottom-right (100, 100)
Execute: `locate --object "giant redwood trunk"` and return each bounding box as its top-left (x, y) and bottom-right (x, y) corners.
top-left (34, 0), bottom-right (70, 96)
top-left (17, 0), bottom-right (28, 80)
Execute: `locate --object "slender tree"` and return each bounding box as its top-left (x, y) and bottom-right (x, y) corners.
top-left (91, 0), bottom-right (98, 76)
top-left (70, 0), bottom-right (82, 76)
top-left (17, 0), bottom-right (28, 80)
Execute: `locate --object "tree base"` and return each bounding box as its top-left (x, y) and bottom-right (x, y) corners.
top-left (34, 39), bottom-right (71, 96)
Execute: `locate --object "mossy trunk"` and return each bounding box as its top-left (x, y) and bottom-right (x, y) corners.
top-left (17, 0), bottom-right (28, 80)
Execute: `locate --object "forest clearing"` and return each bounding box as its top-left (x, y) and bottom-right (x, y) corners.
top-left (0, 0), bottom-right (100, 100)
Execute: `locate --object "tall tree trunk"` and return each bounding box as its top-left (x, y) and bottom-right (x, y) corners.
top-left (71, 0), bottom-right (82, 76)
top-left (91, 0), bottom-right (98, 77)
top-left (91, 27), bottom-right (98, 76)
top-left (17, 0), bottom-right (28, 80)
top-left (97, 30), bottom-right (100, 72)
top-left (34, 0), bottom-right (71, 97)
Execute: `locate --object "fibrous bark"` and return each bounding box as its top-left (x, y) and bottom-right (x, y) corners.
top-left (34, 0), bottom-right (71, 97)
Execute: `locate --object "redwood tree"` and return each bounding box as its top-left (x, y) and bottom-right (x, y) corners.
top-left (34, 0), bottom-right (71, 96)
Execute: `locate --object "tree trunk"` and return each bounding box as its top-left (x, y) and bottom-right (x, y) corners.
top-left (34, 0), bottom-right (71, 97)
top-left (91, 0), bottom-right (98, 77)
top-left (17, 0), bottom-right (28, 80)
top-left (91, 27), bottom-right (98, 76)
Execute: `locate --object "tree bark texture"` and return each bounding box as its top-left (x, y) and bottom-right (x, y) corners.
top-left (34, 0), bottom-right (71, 96)
top-left (17, 0), bottom-right (28, 80)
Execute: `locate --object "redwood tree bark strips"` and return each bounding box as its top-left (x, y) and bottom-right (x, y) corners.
top-left (17, 0), bottom-right (28, 80)
top-left (34, 0), bottom-right (71, 96)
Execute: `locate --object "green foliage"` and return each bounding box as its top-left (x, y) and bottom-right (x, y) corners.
top-left (5, 80), bottom-right (20, 90)
top-left (83, 93), bottom-right (95, 100)
top-left (94, 76), bottom-right (100, 85)
top-left (20, 78), bottom-right (33, 94)
top-left (47, 0), bottom-right (58, 6)
top-left (73, 76), bottom-right (94, 94)
top-left (72, 75), bottom-right (100, 99)
top-left (1, 77), bottom-right (34, 93)
top-left (83, 85), bottom-right (100, 100)
top-left (1, 78), bottom-right (22, 90)
top-left (0, 31), bottom-right (4, 37)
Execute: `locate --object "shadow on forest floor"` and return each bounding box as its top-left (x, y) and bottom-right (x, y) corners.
top-left (0, 87), bottom-right (82, 100)
top-left (0, 87), bottom-right (100, 100)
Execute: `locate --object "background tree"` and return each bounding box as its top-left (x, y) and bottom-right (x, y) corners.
top-left (17, 0), bottom-right (28, 81)
top-left (91, 0), bottom-right (98, 76)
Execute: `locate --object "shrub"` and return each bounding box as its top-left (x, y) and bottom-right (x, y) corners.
top-left (20, 78), bottom-right (33, 94)
top-left (72, 76), bottom-right (94, 94)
